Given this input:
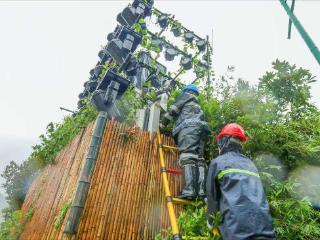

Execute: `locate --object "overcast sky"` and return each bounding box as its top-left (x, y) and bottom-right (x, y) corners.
top-left (0, 0), bottom-right (319, 194)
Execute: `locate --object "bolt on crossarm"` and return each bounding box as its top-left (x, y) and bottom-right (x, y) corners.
top-left (279, 0), bottom-right (320, 65)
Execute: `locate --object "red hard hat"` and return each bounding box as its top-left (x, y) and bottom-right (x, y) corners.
top-left (215, 123), bottom-right (247, 142)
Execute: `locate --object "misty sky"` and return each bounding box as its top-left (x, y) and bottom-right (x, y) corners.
top-left (0, 1), bottom-right (319, 194)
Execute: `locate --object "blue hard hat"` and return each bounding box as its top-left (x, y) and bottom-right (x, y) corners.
top-left (182, 84), bottom-right (199, 95)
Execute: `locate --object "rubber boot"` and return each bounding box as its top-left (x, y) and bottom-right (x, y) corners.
top-left (197, 165), bottom-right (207, 199)
top-left (177, 164), bottom-right (197, 200)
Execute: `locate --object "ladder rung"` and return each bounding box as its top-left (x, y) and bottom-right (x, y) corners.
top-left (167, 168), bottom-right (182, 174)
top-left (162, 144), bottom-right (178, 151)
top-left (172, 198), bottom-right (195, 205)
top-left (182, 237), bottom-right (209, 240)
top-left (157, 131), bottom-right (180, 237)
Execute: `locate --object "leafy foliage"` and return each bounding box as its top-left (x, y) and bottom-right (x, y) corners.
top-left (157, 178), bottom-right (320, 240)
top-left (157, 60), bottom-right (320, 239)
top-left (1, 100), bottom-right (97, 226)
top-left (0, 86), bottom-right (148, 228)
top-left (267, 180), bottom-right (320, 240)
top-left (0, 83), bottom-right (149, 239)
top-left (155, 203), bottom-right (212, 240)
top-left (1, 58), bottom-right (320, 239)
top-left (31, 100), bottom-right (98, 166)
top-left (0, 209), bottom-right (33, 240)
top-left (116, 87), bottom-right (146, 126)
top-left (0, 193), bottom-right (39, 240)
top-left (53, 199), bottom-right (72, 229)
top-left (259, 59), bottom-right (316, 118)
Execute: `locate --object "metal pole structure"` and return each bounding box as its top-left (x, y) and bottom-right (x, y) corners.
top-left (60, 107), bottom-right (77, 115)
top-left (206, 35), bottom-right (211, 100)
top-left (279, 0), bottom-right (320, 65)
top-left (287, 0), bottom-right (295, 39)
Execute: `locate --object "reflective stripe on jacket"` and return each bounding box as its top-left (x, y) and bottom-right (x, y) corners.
top-left (206, 151), bottom-right (276, 240)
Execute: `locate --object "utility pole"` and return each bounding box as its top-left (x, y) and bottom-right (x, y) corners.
top-left (279, 0), bottom-right (320, 65)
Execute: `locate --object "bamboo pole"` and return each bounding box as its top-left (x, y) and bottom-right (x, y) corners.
top-left (69, 125), bottom-right (97, 239)
top-left (78, 121), bottom-right (113, 239)
top-left (64, 112), bottom-right (107, 234)
top-left (34, 147), bottom-right (70, 239)
top-left (44, 131), bottom-right (84, 240)
top-left (83, 120), bottom-right (114, 239)
top-left (98, 121), bottom-right (124, 239)
top-left (58, 124), bottom-right (95, 240)
top-left (107, 123), bottom-right (134, 239)
top-left (135, 132), bottom-right (152, 240)
top-left (130, 131), bottom-right (149, 239)
top-left (117, 129), bottom-right (141, 239)
top-left (86, 120), bottom-right (117, 239)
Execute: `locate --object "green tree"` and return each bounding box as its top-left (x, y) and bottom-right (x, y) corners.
top-left (157, 60), bottom-right (320, 239)
top-left (259, 59), bottom-right (316, 118)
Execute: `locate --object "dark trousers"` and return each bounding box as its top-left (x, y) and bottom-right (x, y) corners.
top-left (176, 125), bottom-right (208, 167)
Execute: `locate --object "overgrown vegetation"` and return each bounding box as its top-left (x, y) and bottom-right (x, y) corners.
top-left (0, 193), bottom-right (39, 240)
top-left (116, 86), bottom-right (146, 126)
top-left (47, 199), bottom-right (72, 240)
top-left (158, 60), bottom-right (320, 239)
top-left (0, 208), bottom-right (33, 240)
top-left (0, 88), bottom-right (145, 238)
top-left (0, 100), bottom-right (97, 238)
top-left (53, 199), bottom-right (72, 230)
top-left (1, 59), bottom-right (319, 239)
top-left (32, 100), bottom-right (98, 166)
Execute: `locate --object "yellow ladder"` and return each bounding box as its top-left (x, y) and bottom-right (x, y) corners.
top-left (157, 131), bottom-right (220, 240)
top-left (157, 132), bottom-right (193, 240)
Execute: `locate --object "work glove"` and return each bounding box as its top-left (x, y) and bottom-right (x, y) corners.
top-left (159, 123), bottom-right (165, 130)
top-left (159, 123), bottom-right (168, 133)
top-left (161, 117), bottom-right (170, 127)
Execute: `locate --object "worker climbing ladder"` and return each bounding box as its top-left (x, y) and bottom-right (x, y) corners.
top-left (157, 132), bottom-right (218, 240)
top-left (157, 131), bottom-right (220, 240)
top-left (156, 131), bottom-right (194, 240)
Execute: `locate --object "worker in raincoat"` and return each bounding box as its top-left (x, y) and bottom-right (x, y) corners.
top-left (206, 123), bottom-right (276, 240)
top-left (160, 84), bottom-right (210, 200)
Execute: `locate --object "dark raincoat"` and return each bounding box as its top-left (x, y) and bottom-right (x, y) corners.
top-left (162, 91), bottom-right (209, 166)
top-left (206, 141), bottom-right (276, 240)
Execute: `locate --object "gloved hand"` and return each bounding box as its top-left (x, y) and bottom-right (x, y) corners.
top-left (162, 117), bottom-right (170, 127)
top-left (159, 123), bottom-right (165, 130)
top-left (159, 123), bottom-right (168, 133)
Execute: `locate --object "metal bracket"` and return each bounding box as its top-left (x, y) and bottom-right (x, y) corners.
top-left (160, 167), bottom-right (166, 173)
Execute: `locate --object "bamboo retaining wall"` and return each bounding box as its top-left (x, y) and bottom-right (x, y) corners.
top-left (20, 120), bottom-right (182, 240)
top-left (20, 123), bottom-right (95, 240)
